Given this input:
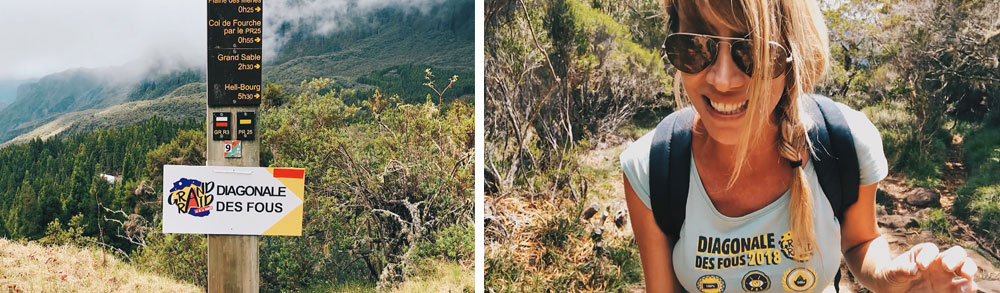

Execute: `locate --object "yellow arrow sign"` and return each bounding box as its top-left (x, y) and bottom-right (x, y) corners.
top-left (254, 64), bottom-right (261, 69)
top-left (255, 6), bottom-right (261, 12)
top-left (255, 37), bottom-right (261, 43)
top-left (254, 93), bottom-right (260, 98)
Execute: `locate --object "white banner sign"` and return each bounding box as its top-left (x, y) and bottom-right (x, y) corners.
top-left (162, 165), bottom-right (305, 236)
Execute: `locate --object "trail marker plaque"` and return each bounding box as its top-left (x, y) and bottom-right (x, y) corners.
top-left (208, 0), bottom-right (263, 107)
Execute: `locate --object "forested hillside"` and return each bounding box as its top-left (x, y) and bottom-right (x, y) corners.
top-left (485, 0), bottom-right (1000, 291)
top-left (0, 68), bottom-right (202, 143)
top-left (0, 118), bottom-right (200, 249)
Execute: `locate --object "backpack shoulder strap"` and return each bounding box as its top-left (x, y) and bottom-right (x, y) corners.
top-left (801, 94), bottom-right (860, 223)
top-left (648, 106), bottom-right (695, 245)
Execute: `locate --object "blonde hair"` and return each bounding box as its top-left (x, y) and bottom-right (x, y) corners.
top-left (662, 0), bottom-right (830, 259)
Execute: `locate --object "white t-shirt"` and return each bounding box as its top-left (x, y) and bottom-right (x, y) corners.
top-left (620, 102), bottom-right (888, 292)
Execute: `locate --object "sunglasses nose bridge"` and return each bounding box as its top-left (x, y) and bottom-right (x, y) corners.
top-left (706, 41), bottom-right (742, 73)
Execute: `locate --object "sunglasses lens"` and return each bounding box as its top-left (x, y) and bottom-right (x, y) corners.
top-left (769, 44), bottom-right (790, 78)
top-left (731, 41), bottom-right (791, 78)
top-left (664, 34), bottom-right (715, 74)
top-left (731, 41), bottom-right (755, 76)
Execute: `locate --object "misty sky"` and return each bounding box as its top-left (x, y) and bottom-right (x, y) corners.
top-left (0, 1), bottom-right (204, 81)
top-left (0, 0), bottom-right (448, 81)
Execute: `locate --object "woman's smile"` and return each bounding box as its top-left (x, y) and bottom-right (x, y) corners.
top-left (702, 94), bottom-right (748, 118)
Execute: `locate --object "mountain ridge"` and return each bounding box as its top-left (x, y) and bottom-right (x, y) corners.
top-left (0, 0), bottom-right (473, 146)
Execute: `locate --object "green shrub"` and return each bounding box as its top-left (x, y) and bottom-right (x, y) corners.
top-left (417, 222), bottom-right (474, 261)
top-left (919, 208), bottom-right (951, 238)
top-left (131, 230), bottom-right (208, 288)
top-left (864, 100), bottom-right (948, 187)
top-left (954, 127), bottom-right (1000, 244)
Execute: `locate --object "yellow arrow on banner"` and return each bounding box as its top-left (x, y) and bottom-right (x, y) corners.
top-left (255, 6), bottom-right (261, 12)
top-left (254, 64), bottom-right (261, 69)
top-left (255, 37), bottom-right (261, 43)
top-left (254, 93), bottom-right (260, 98)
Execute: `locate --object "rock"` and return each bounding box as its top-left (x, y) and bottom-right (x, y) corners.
top-left (599, 208), bottom-right (609, 226)
top-left (876, 205), bottom-right (887, 216)
top-left (977, 280), bottom-right (1000, 293)
top-left (878, 215), bottom-right (919, 229)
top-left (903, 187), bottom-right (940, 207)
top-left (582, 203), bottom-right (599, 220)
top-left (614, 208), bottom-right (628, 228)
top-left (593, 225), bottom-right (603, 236)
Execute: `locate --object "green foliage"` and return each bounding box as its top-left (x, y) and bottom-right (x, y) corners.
top-left (954, 127), bottom-right (1000, 246)
top-left (487, 0), bottom-right (670, 192)
top-left (919, 208), bottom-right (952, 239)
top-left (131, 231), bottom-right (208, 288)
top-left (38, 214), bottom-right (92, 248)
top-left (260, 78), bottom-right (474, 289)
top-left (417, 222), bottom-right (474, 261)
top-left (144, 129), bottom-right (206, 184)
top-left (356, 65), bottom-right (473, 105)
top-left (863, 100), bottom-right (948, 186)
top-left (261, 82), bottom-right (287, 110)
top-left (0, 118), bottom-right (200, 252)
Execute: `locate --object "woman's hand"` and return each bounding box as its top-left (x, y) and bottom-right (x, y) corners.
top-left (877, 243), bottom-right (978, 292)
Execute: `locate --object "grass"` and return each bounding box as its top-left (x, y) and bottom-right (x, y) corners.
top-left (309, 258), bottom-right (472, 293)
top-left (0, 238), bottom-right (199, 292)
top-left (918, 208), bottom-right (952, 239)
top-left (954, 125), bottom-right (1000, 247)
top-left (394, 259), bottom-right (473, 292)
top-left (486, 142), bottom-right (643, 292)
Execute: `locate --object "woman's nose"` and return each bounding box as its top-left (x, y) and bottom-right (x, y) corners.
top-left (704, 42), bottom-right (749, 92)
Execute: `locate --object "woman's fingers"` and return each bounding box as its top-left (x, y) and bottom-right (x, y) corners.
top-left (959, 257), bottom-right (978, 280)
top-left (950, 278), bottom-right (976, 292)
top-left (914, 242), bottom-right (939, 270)
top-left (884, 242), bottom-right (936, 283)
top-left (930, 246), bottom-right (979, 292)
top-left (939, 246), bottom-right (968, 273)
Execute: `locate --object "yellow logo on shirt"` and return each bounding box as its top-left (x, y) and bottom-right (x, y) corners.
top-left (742, 270), bottom-right (770, 291)
top-left (782, 267), bottom-right (817, 292)
top-left (696, 274), bottom-right (726, 293)
top-left (779, 230), bottom-right (813, 262)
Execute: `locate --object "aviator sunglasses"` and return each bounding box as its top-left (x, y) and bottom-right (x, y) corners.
top-left (661, 33), bottom-right (793, 78)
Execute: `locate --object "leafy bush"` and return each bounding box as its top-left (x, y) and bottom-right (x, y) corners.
top-left (260, 77), bottom-right (473, 290)
top-left (417, 222), bottom-right (474, 261)
top-left (131, 231), bottom-right (208, 288)
top-left (864, 100), bottom-right (948, 187)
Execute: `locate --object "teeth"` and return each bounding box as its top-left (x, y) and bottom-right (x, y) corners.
top-left (709, 99), bottom-right (748, 114)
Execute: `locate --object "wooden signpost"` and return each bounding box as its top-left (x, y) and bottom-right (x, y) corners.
top-left (206, 0), bottom-right (262, 291)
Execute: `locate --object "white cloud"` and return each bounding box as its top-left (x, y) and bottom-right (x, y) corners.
top-left (0, 0), bottom-right (447, 81)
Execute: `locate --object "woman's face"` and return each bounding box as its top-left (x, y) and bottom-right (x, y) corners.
top-left (677, 6), bottom-right (787, 145)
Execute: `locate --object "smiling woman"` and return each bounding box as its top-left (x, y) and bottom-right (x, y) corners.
top-left (619, 0), bottom-right (981, 292)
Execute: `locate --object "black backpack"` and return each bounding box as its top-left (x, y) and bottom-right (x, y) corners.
top-left (647, 94), bottom-right (859, 291)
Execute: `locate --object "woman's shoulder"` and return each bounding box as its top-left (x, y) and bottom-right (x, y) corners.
top-left (831, 101), bottom-right (881, 140)
top-left (619, 130), bottom-right (656, 208)
top-left (820, 98), bottom-right (889, 186)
